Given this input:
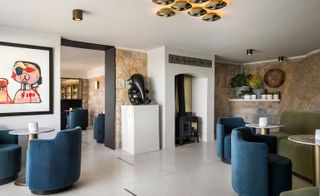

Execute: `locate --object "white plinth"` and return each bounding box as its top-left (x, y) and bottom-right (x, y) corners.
top-left (121, 104), bottom-right (160, 155)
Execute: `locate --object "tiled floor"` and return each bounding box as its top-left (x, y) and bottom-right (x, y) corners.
top-left (0, 129), bottom-right (312, 196)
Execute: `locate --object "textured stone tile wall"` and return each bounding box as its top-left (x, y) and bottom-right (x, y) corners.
top-left (88, 76), bottom-right (105, 125)
top-left (215, 51), bottom-right (320, 127)
top-left (115, 49), bottom-right (148, 148)
top-left (82, 79), bottom-right (89, 110)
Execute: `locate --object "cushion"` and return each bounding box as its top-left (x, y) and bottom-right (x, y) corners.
top-left (268, 153), bottom-right (292, 196)
top-left (0, 144), bottom-right (21, 179)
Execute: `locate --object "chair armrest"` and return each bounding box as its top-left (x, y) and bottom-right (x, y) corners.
top-left (216, 123), bottom-right (225, 158)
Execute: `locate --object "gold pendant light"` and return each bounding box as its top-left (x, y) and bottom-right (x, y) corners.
top-left (188, 7), bottom-right (207, 17)
top-left (188, 0), bottom-right (209, 3)
top-left (171, 1), bottom-right (192, 11)
top-left (202, 12), bottom-right (221, 22)
top-left (153, 0), bottom-right (227, 22)
top-left (205, 0), bottom-right (227, 10)
top-left (152, 0), bottom-right (175, 5)
top-left (156, 8), bottom-right (176, 17)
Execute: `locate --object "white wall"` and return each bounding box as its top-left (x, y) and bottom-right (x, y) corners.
top-left (0, 26), bottom-right (61, 163)
top-left (192, 77), bottom-right (208, 141)
top-left (148, 46), bottom-right (215, 149)
top-left (86, 66), bottom-right (105, 79)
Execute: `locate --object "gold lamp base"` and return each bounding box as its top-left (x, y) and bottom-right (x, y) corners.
top-left (260, 128), bottom-right (270, 135)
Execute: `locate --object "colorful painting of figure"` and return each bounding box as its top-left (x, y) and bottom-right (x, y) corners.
top-left (11, 61), bottom-right (42, 104)
top-left (0, 78), bottom-right (12, 104)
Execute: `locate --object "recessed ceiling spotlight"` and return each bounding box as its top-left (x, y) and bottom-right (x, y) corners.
top-left (73, 9), bottom-right (83, 21)
top-left (278, 56), bottom-right (285, 62)
top-left (246, 49), bottom-right (254, 56)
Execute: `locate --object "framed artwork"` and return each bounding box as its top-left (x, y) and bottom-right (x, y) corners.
top-left (0, 41), bottom-right (53, 116)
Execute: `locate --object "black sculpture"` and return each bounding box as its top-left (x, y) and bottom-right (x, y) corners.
top-left (127, 74), bottom-right (151, 105)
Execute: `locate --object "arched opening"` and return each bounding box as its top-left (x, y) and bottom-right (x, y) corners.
top-left (174, 73), bottom-right (209, 146)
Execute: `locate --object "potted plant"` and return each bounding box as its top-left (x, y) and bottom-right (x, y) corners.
top-left (230, 74), bottom-right (250, 98)
top-left (249, 73), bottom-right (265, 99)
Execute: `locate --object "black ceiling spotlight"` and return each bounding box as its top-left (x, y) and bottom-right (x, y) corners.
top-left (73, 9), bottom-right (83, 21)
top-left (278, 56), bottom-right (285, 62)
top-left (246, 49), bottom-right (254, 56)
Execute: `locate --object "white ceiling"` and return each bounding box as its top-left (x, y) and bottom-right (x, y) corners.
top-left (61, 46), bottom-right (104, 72)
top-left (0, 0), bottom-right (320, 63)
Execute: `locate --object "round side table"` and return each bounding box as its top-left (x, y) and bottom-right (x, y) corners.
top-left (288, 135), bottom-right (319, 186)
top-left (246, 124), bottom-right (284, 135)
top-left (9, 128), bottom-right (55, 186)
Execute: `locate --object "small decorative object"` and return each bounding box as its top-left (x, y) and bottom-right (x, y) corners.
top-left (0, 41), bottom-right (53, 116)
top-left (261, 94), bottom-right (267, 99)
top-left (248, 73), bottom-right (265, 99)
top-left (273, 94), bottom-right (279, 100)
top-left (230, 74), bottom-right (250, 98)
top-left (28, 122), bottom-right (39, 133)
top-left (251, 94), bottom-right (257, 100)
top-left (244, 94), bottom-right (251, 100)
top-left (259, 117), bottom-right (268, 127)
top-left (127, 74), bottom-right (151, 105)
top-left (264, 69), bottom-right (285, 88)
top-left (267, 94), bottom-right (273, 100)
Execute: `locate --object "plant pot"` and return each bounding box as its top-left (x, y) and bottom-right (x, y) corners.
top-left (234, 86), bottom-right (250, 98)
top-left (253, 88), bottom-right (265, 99)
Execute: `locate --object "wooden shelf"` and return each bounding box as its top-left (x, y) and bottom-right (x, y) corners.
top-left (229, 99), bottom-right (280, 102)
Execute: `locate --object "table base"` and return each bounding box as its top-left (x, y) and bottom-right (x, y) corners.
top-left (314, 145), bottom-right (320, 186)
top-left (260, 128), bottom-right (270, 135)
top-left (14, 176), bottom-right (26, 186)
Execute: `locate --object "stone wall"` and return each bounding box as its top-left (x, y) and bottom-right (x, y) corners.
top-left (82, 79), bottom-right (89, 109)
top-left (88, 76), bottom-right (105, 125)
top-left (115, 49), bottom-right (148, 148)
top-left (215, 51), bottom-right (320, 127)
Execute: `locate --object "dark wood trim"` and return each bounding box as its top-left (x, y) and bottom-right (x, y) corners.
top-left (105, 47), bottom-right (116, 149)
top-left (61, 38), bottom-right (113, 51)
top-left (0, 41), bottom-right (54, 117)
top-left (61, 39), bottom-right (116, 150)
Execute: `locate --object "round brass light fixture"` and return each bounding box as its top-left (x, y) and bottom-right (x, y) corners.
top-left (72, 9), bottom-right (83, 21)
top-left (188, 7), bottom-right (207, 17)
top-left (205, 0), bottom-right (227, 10)
top-left (171, 1), bottom-right (192, 11)
top-left (202, 13), bottom-right (221, 22)
top-left (156, 8), bottom-right (176, 17)
top-left (152, 0), bottom-right (174, 5)
top-left (188, 0), bottom-right (209, 4)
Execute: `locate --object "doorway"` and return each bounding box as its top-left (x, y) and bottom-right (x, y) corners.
top-left (60, 39), bottom-right (116, 149)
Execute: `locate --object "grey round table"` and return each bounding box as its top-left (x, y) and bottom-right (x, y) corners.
top-left (288, 135), bottom-right (320, 186)
top-left (9, 127), bottom-right (55, 186)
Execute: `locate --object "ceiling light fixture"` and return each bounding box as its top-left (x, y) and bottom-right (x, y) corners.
top-left (247, 49), bottom-right (254, 56)
top-left (72, 9), bottom-right (83, 21)
top-left (278, 56), bottom-right (285, 62)
top-left (152, 0), bottom-right (227, 22)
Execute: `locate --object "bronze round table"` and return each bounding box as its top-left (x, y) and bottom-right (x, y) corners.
top-left (246, 124), bottom-right (284, 135)
top-left (288, 135), bottom-right (320, 186)
top-left (9, 127), bottom-right (55, 186)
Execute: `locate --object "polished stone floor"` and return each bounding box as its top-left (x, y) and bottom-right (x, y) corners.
top-left (0, 129), bottom-right (312, 196)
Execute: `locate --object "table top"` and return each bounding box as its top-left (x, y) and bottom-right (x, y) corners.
top-left (246, 124), bottom-right (284, 129)
top-left (0, 128), bottom-right (14, 131)
top-left (288, 135), bottom-right (318, 146)
top-left (9, 128), bottom-right (55, 136)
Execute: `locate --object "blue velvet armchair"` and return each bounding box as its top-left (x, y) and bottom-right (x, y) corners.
top-left (216, 117), bottom-right (248, 163)
top-left (67, 109), bottom-right (88, 130)
top-left (231, 127), bottom-right (292, 196)
top-left (27, 127), bottom-right (82, 194)
top-left (93, 113), bottom-right (105, 143)
top-left (0, 130), bottom-right (21, 185)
